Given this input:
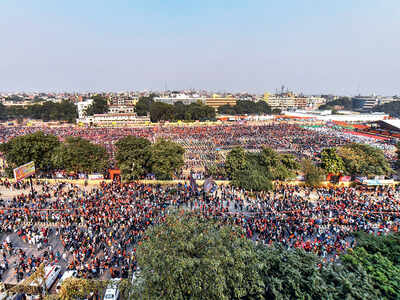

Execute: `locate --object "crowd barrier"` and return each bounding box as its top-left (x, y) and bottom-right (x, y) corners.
top-left (0, 178), bottom-right (398, 188)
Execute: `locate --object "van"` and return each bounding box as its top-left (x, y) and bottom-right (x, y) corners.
top-left (103, 278), bottom-right (121, 300)
top-left (56, 270), bottom-right (78, 292)
top-left (24, 264), bottom-right (61, 293)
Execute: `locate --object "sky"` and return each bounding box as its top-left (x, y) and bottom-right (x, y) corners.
top-left (0, 0), bottom-right (399, 95)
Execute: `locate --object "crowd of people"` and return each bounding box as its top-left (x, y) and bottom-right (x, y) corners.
top-left (0, 179), bottom-right (399, 284)
top-left (0, 122), bottom-right (399, 286)
top-left (0, 123), bottom-right (396, 175)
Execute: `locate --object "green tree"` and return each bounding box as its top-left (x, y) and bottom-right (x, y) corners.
top-left (320, 148), bottom-right (345, 175)
top-left (225, 146), bottom-right (248, 179)
top-left (352, 232), bottom-right (400, 267)
top-left (59, 277), bottom-right (108, 300)
top-left (135, 94), bottom-right (155, 116)
top-left (149, 102), bottom-right (175, 122)
top-left (337, 143), bottom-right (392, 177)
top-left (319, 97), bottom-right (353, 110)
top-left (149, 139), bottom-right (185, 180)
top-left (134, 213), bottom-right (265, 300)
top-left (320, 259), bottom-right (378, 299)
top-left (0, 131), bottom-right (60, 175)
top-left (257, 246), bottom-right (330, 299)
top-left (218, 104), bottom-right (236, 115)
top-left (225, 147), bottom-right (299, 191)
top-left (302, 159), bottom-right (326, 186)
top-left (258, 148), bottom-right (297, 180)
top-left (218, 100), bottom-right (271, 115)
top-left (0, 103), bottom-right (7, 120)
top-left (115, 136), bottom-right (152, 180)
top-left (231, 166), bottom-right (273, 192)
top-left (85, 95), bottom-right (109, 116)
top-left (341, 247), bottom-right (400, 299)
top-left (373, 101), bottom-right (400, 117)
top-left (51, 137), bottom-right (109, 174)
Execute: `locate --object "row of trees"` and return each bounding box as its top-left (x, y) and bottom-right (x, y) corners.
top-left (320, 143), bottom-right (392, 177)
top-left (220, 142), bottom-right (392, 191)
top-left (122, 214), bottom-right (400, 299)
top-left (135, 95), bottom-right (216, 122)
top-left (56, 214), bottom-right (400, 299)
top-left (218, 100), bottom-right (275, 115)
top-left (222, 146), bottom-right (325, 191)
top-left (224, 147), bottom-right (300, 191)
top-left (373, 100), bottom-right (400, 117)
top-left (0, 101), bottom-right (78, 123)
top-left (318, 97), bottom-right (354, 111)
top-left (0, 132), bottom-right (109, 177)
top-left (0, 132), bottom-right (185, 180)
top-left (115, 136), bottom-right (185, 180)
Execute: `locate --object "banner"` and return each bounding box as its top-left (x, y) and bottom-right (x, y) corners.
top-left (13, 161), bottom-right (35, 181)
top-left (362, 179), bottom-right (394, 186)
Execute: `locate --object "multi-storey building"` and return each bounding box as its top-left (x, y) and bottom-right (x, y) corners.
top-left (154, 94), bottom-right (206, 105)
top-left (206, 94), bottom-right (237, 109)
top-left (75, 99), bottom-right (93, 118)
top-left (77, 113), bottom-right (150, 126)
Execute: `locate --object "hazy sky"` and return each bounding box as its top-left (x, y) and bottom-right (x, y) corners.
top-left (0, 0), bottom-right (399, 95)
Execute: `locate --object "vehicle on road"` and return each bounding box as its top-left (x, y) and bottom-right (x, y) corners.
top-left (103, 278), bottom-right (121, 300)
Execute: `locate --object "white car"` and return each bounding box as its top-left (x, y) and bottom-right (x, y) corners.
top-left (103, 278), bottom-right (121, 300)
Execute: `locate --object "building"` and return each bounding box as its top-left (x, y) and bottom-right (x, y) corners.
top-left (108, 105), bottom-right (135, 114)
top-left (77, 113), bottom-right (150, 126)
top-left (154, 94), bottom-right (206, 105)
top-left (352, 96), bottom-right (379, 111)
top-left (265, 94), bottom-right (325, 110)
top-left (75, 99), bottom-right (93, 118)
top-left (206, 94), bottom-right (237, 109)
top-left (378, 97), bottom-right (398, 105)
top-left (109, 96), bottom-right (138, 106)
top-left (266, 96), bottom-right (296, 109)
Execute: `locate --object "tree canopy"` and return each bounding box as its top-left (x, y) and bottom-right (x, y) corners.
top-left (318, 97), bottom-right (353, 111)
top-left (135, 95), bottom-right (216, 122)
top-left (302, 159), bottom-right (326, 186)
top-left (0, 131), bottom-right (60, 175)
top-left (51, 137), bottom-right (109, 174)
top-left (129, 214), bottom-right (400, 299)
top-left (85, 95), bottom-right (109, 116)
top-left (336, 143), bottom-right (392, 177)
top-left (320, 148), bottom-right (345, 175)
top-left (0, 100), bottom-right (78, 123)
top-left (225, 147), bottom-right (299, 191)
top-left (218, 100), bottom-right (271, 115)
top-left (115, 136), bottom-right (152, 180)
top-left (149, 139), bottom-right (185, 180)
top-left (134, 213), bottom-right (264, 300)
top-left (135, 95), bottom-right (156, 116)
top-left (373, 101), bottom-right (400, 117)
top-left (149, 101), bottom-right (216, 122)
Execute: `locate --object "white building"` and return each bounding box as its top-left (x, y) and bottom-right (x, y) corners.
top-left (154, 94), bottom-right (206, 105)
top-left (75, 99), bottom-right (93, 118)
top-left (77, 113), bottom-right (150, 126)
top-left (108, 105), bottom-right (135, 114)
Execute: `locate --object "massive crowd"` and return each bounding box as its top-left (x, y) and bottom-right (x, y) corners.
top-left (0, 180), bottom-right (399, 283)
top-left (0, 123), bottom-right (396, 174)
top-left (0, 122), bottom-right (399, 285)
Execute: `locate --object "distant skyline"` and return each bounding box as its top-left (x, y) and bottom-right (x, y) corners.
top-left (1, 1), bottom-right (399, 95)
